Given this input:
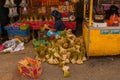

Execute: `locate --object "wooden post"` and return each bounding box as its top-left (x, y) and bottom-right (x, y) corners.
top-left (89, 0), bottom-right (93, 26)
top-left (30, 0), bottom-right (33, 6)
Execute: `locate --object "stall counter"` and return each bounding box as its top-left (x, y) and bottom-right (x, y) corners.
top-left (83, 22), bottom-right (120, 56)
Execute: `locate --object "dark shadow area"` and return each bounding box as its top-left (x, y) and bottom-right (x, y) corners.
top-left (74, 0), bottom-right (84, 37)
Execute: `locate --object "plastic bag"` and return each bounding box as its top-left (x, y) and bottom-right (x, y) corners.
top-left (2, 38), bottom-right (24, 52)
top-left (14, 42), bottom-right (24, 52)
top-left (47, 30), bottom-right (61, 37)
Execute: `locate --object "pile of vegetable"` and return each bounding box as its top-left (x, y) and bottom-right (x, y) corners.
top-left (34, 29), bottom-right (87, 77)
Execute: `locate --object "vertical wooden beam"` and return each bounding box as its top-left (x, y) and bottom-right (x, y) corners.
top-left (30, 0), bottom-right (33, 6)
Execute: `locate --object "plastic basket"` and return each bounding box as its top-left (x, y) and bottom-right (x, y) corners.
top-left (32, 40), bottom-right (46, 47)
top-left (4, 26), bottom-right (13, 30)
top-left (20, 24), bottom-right (29, 30)
top-left (7, 28), bottom-right (30, 37)
top-left (12, 26), bottom-right (20, 30)
top-left (18, 57), bottom-right (42, 79)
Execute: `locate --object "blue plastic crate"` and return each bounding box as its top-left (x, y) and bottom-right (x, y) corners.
top-left (12, 26), bottom-right (20, 30)
top-left (4, 26), bottom-right (13, 30)
top-left (7, 30), bottom-right (14, 36)
top-left (7, 28), bottom-right (30, 37)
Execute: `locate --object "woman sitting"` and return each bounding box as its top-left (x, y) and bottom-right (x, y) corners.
top-left (45, 10), bottom-right (66, 37)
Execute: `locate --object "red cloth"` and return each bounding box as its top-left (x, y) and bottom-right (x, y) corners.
top-left (64, 22), bottom-right (76, 30)
top-left (45, 21), bottom-right (54, 28)
top-left (24, 21), bottom-right (45, 30)
top-left (24, 21), bottom-right (76, 30)
top-left (61, 12), bottom-right (70, 17)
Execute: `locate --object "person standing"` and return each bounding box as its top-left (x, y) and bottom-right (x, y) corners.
top-left (0, 0), bottom-right (10, 40)
top-left (44, 10), bottom-right (66, 37)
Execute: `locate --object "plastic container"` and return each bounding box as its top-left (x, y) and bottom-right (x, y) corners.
top-left (4, 26), bottom-right (13, 30)
top-left (7, 28), bottom-right (30, 37)
top-left (18, 57), bottom-right (42, 79)
top-left (32, 40), bottom-right (46, 47)
top-left (20, 24), bottom-right (29, 30)
top-left (12, 26), bottom-right (20, 30)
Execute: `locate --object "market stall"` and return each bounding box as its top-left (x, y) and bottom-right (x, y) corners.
top-left (3, 0), bottom-right (77, 40)
top-left (83, 0), bottom-right (120, 56)
top-left (20, 0), bottom-right (76, 39)
top-left (1, 0), bottom-right (87, 79)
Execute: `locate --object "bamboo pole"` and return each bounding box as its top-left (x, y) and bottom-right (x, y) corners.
top-left (89, 0), bottom-right (93, 26)
top-left (83, 0), bottom-right (86, 19)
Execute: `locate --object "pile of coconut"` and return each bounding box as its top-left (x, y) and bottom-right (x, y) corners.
top-left (35, 29), bottom-right (87, 77)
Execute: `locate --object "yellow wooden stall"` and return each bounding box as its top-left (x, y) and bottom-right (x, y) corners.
top-left (83, 0), bottom-right (120, 56)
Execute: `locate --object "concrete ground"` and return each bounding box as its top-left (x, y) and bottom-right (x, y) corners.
top-left (0, 41), bottom-right (120, 80)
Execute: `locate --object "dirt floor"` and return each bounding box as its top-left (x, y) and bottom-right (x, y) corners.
top-left (0, 41), bottom-right (120, 80)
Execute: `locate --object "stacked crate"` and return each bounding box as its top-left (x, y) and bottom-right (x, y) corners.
top-left (5, 23), bottom-right (31, 42)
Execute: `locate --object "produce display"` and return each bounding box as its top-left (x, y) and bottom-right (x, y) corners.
top-left (20, 14), bottom-right (53, 22)
top-left (4, 23), bottom-right (30, 42)
top-left (20, 0), bottom-right (75, 22)
top-left (5, 23), bottom-right (29, 30)
top-left (34, 29), bottom-right (87, 77)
